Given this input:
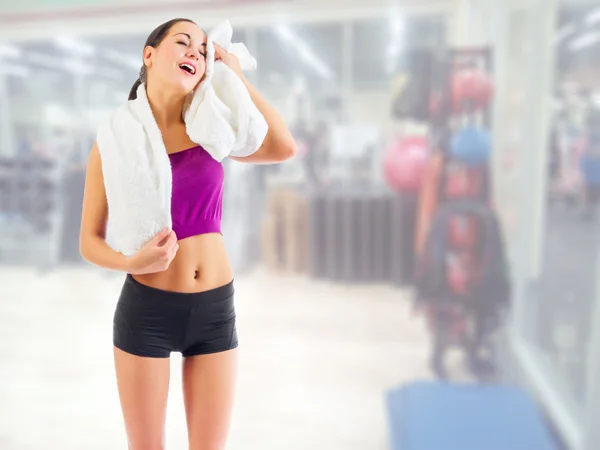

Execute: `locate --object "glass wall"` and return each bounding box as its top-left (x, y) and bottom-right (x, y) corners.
top-left (537, 0), bottom-right (600, 410)
top-left (491, 0), bottom-right (600, 448)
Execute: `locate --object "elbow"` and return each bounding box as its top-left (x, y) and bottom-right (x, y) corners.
top-left (79, 237), bottom-right (90, 263)
top-left (79, 233), bottom-right (96, 264)
top-left (284, 140), bottom-right (298, 160)
top-left (277, 137), bottom-right (297, 162)
top-left (253, 134), bottom-right (297, 163)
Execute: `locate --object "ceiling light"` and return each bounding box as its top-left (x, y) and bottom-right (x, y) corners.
top-left (274, 24), bottom-right (294, 42)
top-left (569, 31), bottom-right (600, 51)
top-left (586, 8), bottom-right (600, 25)
top-left (386, 14), bottom-right (405, 74)
top-left (273, 25), bottom-right (333, 80)
top-left (555, 24), bottom-right (576, 44)
top-left (55, 36), bottom-right (96, 56)
top-left (0, 44), bottom-right (21, 58)
top-left (391, 15), bottom-right (404, 36)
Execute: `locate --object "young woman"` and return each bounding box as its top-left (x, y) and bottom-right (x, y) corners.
top-left (79, 18), bottom-right (296, 450)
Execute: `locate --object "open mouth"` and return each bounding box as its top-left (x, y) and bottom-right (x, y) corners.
top-left (179, 63), bottom-right (196, 75)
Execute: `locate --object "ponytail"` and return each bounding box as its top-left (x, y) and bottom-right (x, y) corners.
top-left (128, 64), bottom-right (147, 101)
top-left (128, 78), bottom-right (142, 101)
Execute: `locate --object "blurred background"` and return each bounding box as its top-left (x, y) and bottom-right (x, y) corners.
top-left (1, 0), bottom-right (600, 449)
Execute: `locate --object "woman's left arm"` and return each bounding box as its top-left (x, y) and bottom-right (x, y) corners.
top-left (215, 45), bottom-right (297, 164)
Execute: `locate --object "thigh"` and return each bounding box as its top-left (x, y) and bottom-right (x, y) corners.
top-left (182, 349), bottom-right (239, 450)
top-left (114, 347), bottom-right (170, 450)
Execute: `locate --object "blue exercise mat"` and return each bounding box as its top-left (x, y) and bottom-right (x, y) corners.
top-left (386, 381), bottom-right (559, 450)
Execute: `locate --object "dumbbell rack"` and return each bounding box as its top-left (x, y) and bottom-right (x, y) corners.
top-left (427, 47), bottom-right (498, 380)
top-left (0, 155), bottom-right (64, 268)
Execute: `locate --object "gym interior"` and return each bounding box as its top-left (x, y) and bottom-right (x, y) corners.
top-left (0, 0), bottom-right (599, 448)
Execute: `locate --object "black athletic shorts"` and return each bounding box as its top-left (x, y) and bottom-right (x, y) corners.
top-left (113, 274), bottom-right (238, 358)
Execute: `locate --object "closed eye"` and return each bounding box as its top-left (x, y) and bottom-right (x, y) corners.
top-left (176, 38), bottom-right (206, 58)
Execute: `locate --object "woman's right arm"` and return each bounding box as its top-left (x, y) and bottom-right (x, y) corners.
top-left (79, 143), bottom-right (131, 271)
top-left (79, 143), bottom-right (179, 273)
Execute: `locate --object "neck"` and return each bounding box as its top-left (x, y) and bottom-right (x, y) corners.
top-left (145, 81), bottom-right (186, 129)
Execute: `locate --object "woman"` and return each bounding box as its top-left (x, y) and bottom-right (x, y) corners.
top-left (79, 18), bottom-right (296, 450)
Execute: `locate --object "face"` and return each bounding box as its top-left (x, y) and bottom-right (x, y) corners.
top-left (144, 21), bottom-right (207, 95)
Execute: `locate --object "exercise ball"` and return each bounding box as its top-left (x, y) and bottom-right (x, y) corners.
top-left (450, 126), bottom-right (491, 165)
top-left (384, 136), bottom-right (429, 193)
top-left (452, 70), bottom-right (494, 111)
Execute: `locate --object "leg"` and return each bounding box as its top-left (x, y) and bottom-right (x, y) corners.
top-left (114, 347), bottom-right (170, 450)
top-left (430, 308), bottom-right (449, 379)
top-left (183, 349), bottom-right (238, 450)
top-left (465, 311), bottom-right (497, 380)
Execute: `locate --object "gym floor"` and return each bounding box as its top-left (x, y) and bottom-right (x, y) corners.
top-left (0, 265), bottom-right (468, 449)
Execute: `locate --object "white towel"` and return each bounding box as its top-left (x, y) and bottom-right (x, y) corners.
top-left (96, 20), bottom-right (267, 257)
top-left (184, 20), bottom-right (268, 161)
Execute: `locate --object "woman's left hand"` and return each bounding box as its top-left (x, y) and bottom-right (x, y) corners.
top-left (214, 44), bottom-right (244, 78)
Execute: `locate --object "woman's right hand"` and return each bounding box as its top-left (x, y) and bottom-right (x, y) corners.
top-left (127, 228), bottom-right (179, 275)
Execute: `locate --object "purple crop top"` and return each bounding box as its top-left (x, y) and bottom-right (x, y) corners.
top-left (168, 146), bottom-right (223, 240)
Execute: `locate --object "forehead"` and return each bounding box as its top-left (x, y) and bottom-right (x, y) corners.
top-left (169, 21), bottom-right (206, 42)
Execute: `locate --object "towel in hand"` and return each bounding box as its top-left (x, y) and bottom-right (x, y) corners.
top-left (183, 20), bottom-right (268, 162)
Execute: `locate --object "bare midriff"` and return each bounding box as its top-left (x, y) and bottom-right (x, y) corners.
top-left (132, 233), bottom-right (233, 293)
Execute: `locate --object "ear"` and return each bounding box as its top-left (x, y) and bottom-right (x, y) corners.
top-left (143, 46), bottom-right (154, 68)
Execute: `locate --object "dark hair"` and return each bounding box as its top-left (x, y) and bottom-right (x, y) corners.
top-left (128, 18), bottom-right (196, 101)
